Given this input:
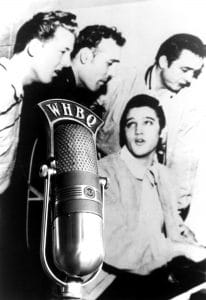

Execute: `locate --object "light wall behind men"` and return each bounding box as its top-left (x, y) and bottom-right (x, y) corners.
top-left (0, 0), bottom-right (206, 65)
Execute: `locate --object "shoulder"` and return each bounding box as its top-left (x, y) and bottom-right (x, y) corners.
top-left (98, 152), bottom-right (134, 186)
top-left (0, 59), bottom-right (9, 82)
top-left (0, 60), bottom-right (16, 112)
top-left (158, 163), bottom-right (175, 180)
top-left (98, 153), bottom-right (121, 173)
top-left (98, 152), bottom-right (121, 165)
top-left (98, 152), bottom-right (129, 180)
top-left (157, 163), bottom-right (178, 197)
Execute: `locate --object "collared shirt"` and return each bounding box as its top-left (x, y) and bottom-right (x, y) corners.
top-left (82, 150), bottom-right (186, 299)
top-left (0, 57), bottom-right (23, 193)
top-left (97, 151), bottom-right (183, 272)
top-left (96, 64), bottom-right (175, 156)
top-left (120, 145), bottom-right (164, 226)
top-left (145, 64), bottom-right (175, 99)
top-left (120, 145), bottom-right (157, 180)
top-left (97, 64), bottom-right (198, 209)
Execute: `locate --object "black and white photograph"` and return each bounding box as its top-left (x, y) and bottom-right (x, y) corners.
top-left (1, 0), bottom-right (206, 299)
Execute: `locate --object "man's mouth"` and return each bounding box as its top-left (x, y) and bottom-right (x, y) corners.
top-left (135, 138), bottom-right (145, 145)
top-left (180, 82), bottom-right (191, 88)
top-left (98, 80), bottom-right (107, 86)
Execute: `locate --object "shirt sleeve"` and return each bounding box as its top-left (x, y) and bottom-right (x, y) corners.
top-left (0, 77), bottom-right (21, 194)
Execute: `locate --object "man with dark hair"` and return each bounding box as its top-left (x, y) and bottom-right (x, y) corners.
top-left (9, 23), bottom-right (125, 299)
top-left (19, 24), bottom-right (126, 201)
top-left (36, 24), bottom-right (126, 115)
top-left (71, 25), bottom-right (125, 59)
top-left (70, 25), bottom-right (125, 94)
top-left (0, 10), bottom-right (77, 194)
top-left (19, 25), bottom-right (126, 243)
top-left (97, 33), bottom-right (205, 211)
top-left (155, 33), bottom-right (205, 67)
top-left (82, 94), bottom-right (206, 300)
top-left (151, 33), bottom-right (205, 93)
top-left (98, 33), bottom-right (205, 152)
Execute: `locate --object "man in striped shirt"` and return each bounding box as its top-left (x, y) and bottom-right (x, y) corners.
top-left (0, 10), bottom-right (77, 194)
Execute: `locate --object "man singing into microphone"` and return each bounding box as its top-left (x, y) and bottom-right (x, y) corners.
top-left (0, 10), bottom-right (78, 300)
top-left (26, 24), bottom-right (126, 118)
top-left (20, 24), bottom-right (126, 196)
top-left (0, 10), bottom-right (77, 195)
top-left (52, 24), bottom-right (126, 116)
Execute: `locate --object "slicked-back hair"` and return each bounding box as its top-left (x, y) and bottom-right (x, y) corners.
top-left (155, 33), bottom-right (206, 67)
top-left (13, 10), bottom-right (77, 54)
top-left (119, 94), bottom-right (166, 147)
top-left (71, 25), bottom-right (126, 58)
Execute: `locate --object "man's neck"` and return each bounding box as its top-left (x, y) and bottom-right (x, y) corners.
top-left (120, 146), bottom-right (155, 180)
top-left (152, 65), bottom-right (167, 93)
top-left (149, 65), bottom-right (176, 101)
top-left (10, 53), bottom-right (35, 86)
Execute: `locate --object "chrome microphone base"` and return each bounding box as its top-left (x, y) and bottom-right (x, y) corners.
top-left (52, 280), bottom-right (82, 299)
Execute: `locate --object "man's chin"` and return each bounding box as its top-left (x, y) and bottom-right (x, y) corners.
top-left (174, 84), bottom-right (190, 93)
top-left (167, 85), bottom-right (181, 94)
top-left (96, 83), bottom-right (107, 95)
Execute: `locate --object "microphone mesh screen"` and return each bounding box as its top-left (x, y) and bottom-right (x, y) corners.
top-left (54, 123), bottom-right (98, 175)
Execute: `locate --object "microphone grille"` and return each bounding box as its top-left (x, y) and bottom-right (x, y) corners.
top-left (54, 123), bottom-right (98, 174)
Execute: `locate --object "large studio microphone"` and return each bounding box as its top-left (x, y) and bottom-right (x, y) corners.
top-left (37, 99), bottom-right (106, 299)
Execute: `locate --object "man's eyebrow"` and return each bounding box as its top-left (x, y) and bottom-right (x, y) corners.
top-left (110, 59), bottom-right (120, 63)
top-left (126, 117), bottom-right (133, 121)
top-left (126, 116), bottom-right (156, 122)
top-left (145, 116), bottom-right (156, 121)
top-left (181, 66), bottom-right (193, 70)
top-left (182, 66), bottom-right (202, 71)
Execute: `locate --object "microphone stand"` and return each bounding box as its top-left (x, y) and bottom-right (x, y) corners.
top-left (40, 163), bottom-right (82, 299)
top-left (39, 163), bottom-right (107, 299)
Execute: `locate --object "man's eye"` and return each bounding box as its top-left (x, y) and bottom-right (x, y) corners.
top-left (194, 69), bottom-right (202, 79)
top-left (126, 122), bottom-right (135, 128)
top-left (181, 68), bottom-right (189, 73)
top-left (144, 120), bottom-right (153, 125)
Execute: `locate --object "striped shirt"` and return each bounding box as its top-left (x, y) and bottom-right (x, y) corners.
top-left (0, 58), bottom-right (23, 193)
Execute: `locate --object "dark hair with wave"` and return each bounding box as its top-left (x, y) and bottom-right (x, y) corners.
top-left (155, 33), bottom-right (206, 67)
top-left (14, 10), bottom-right (77, 54)
top-left (119, 94), bottom-right (166, 147)
top-left (71, 24), bottom-right (126, 58)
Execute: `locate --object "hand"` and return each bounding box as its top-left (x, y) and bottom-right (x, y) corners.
top-left (172, 241), bottom-right (206, 262)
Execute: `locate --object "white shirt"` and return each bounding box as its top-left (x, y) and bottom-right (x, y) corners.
top-left (0, 57), bottom-right (23, 193)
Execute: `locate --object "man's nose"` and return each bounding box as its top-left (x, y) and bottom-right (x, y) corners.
top-left (184, 71), bottom-right (194, 85)
top-left (135, 124), bottom-right (143, 134)
top-left (107, 64), bottom-right (117, 80)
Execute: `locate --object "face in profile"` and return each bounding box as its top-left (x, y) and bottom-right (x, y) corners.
top-left (32, 26), bottom-right (75, 83)
top-left (124, 106), bottom-right (161, 159)
top-left (80, 38), bottom-right (121, 91)
top-left (160, 49), bottom-right (203, 93)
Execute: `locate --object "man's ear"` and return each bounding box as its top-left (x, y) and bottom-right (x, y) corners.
top-left (79, 48), bottom-right (93, 64)
top-left (159, 55), bottom-right (169, 69)
top-left (160, 127), bottom-right (167, 144)
top-left (26, 39), bottom-right (43, 57)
